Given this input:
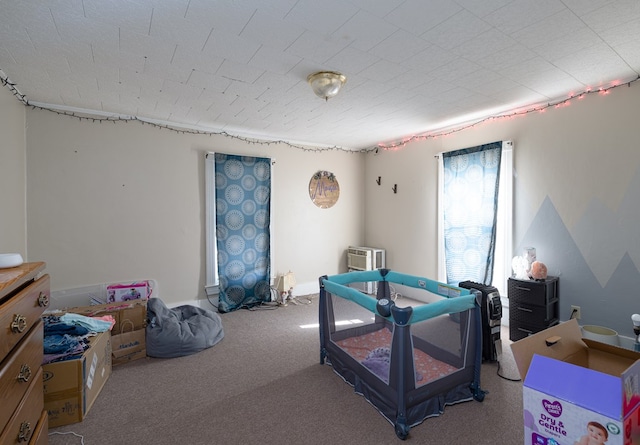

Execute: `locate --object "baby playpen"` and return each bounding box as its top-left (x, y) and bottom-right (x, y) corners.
top-left (319, 269), bottom-right (485, 440)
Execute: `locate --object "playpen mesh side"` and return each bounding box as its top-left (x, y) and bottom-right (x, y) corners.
top-left (320, 271), bottom-right (484, 438)
top-left (327, 293), bottom-right (466, 388)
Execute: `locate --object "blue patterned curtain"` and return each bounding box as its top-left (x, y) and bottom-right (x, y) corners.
top-left (214, 154), bottom-right (271, 312)
top-left (443, 142), bottom-right (502, 286)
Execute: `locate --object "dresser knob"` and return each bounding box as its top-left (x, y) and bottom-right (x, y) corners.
top-left (11, 314), bottom-right (28, 333)
top-left (37, 291), bottom-right (50, 307)
top-left (18, 421), bottom-right (31, 442)
top-left (17, 364), bottom-right (32, 383)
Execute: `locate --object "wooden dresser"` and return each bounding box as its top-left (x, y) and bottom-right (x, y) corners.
top-left (0, 262), bottom-right (50, 445)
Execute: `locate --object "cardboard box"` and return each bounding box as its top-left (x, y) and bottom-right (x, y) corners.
top-left (43, 331), bottom-right (112, 427)
top-left (65, 299), bottom-right (147, 334)
top-left (64, 299), bottom-right (147, 365)
top-left (511, 319), bottom-right (640, 445)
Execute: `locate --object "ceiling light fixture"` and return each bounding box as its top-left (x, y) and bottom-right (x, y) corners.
top-left (307, 71), bottom-right (346, 101)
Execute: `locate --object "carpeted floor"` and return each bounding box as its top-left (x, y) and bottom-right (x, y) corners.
top-left (48, 295), bottom-right (524, 444)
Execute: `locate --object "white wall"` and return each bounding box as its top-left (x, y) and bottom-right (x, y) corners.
top-left (0, 84), bottom-right (27, 255)
top-left (9, 78), bottom-right (640, 334)
top-left (25, 108), bottom-right (364, 306)
top-left (365, 81), bottom-right (640, 337)
top-left (365, 143), bottom-right (440, 277)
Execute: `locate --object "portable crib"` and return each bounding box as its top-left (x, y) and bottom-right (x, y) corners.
top-left (319, 269), bottom-right (485, 440)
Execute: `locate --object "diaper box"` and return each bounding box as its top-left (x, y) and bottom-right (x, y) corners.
top-left (511, 319), bottom-right (640, 445)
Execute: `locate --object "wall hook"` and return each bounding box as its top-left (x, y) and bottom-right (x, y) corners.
top-left (376, 176), bottom-right (381, 185)
top-left (392, 184), bottom-right (397, 194)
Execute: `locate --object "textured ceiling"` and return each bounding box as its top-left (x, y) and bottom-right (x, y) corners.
top-left (1, 0), bottom-right (639, 150)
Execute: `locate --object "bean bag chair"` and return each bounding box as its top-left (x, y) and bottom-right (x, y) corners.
top-left (146, 298), bottom-right (224, 358)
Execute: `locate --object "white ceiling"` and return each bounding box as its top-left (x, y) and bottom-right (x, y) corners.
top-left (1, 0), bottom-right (639, 151)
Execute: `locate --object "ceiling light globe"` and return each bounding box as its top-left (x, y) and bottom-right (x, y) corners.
top-left (307, 71), bottom-right (347, 101)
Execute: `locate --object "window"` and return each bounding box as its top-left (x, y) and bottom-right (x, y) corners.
top-left (205, 154), bottom-right (218, 296)
top-left (204, 153), bottom-right (275, 306)
top-left (437, 141), bottom-right (513, 297)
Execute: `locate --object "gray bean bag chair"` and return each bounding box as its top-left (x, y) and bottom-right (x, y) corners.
top-left (146, 298), bottom-right (224, 358)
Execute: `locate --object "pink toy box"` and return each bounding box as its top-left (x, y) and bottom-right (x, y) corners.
top-left (106, 281), bottom-right (151, 303)
top-left (511, 319), bottom-right (640, 445)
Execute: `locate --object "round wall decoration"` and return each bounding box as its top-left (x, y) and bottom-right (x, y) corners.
top-left (309, 170), bottom-right (340, 209)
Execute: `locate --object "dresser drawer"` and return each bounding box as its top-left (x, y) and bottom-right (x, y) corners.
top-left (0, 366), bottom-right (44, 445)
top-left (508, 276), bottom-right (557, 307)
top-left (509, 321), bottom-right (559, 342)
top-left (0, 275), bottom-right (50, 361)
top-left (28, 410), bottom-right (48, 445)
top-left (0, 321), bottom-right (44, 429)
top-left (510, 301), bottom-right (557, 326)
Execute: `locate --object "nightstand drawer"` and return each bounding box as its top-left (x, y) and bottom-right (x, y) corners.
top-left (508, 276), bottom-right (558, 307)
top-left (509, 321), bottom-right (559, 342)
top-left (510, 301), bottom-right (557, 326)
top-left (508, 276), bottom-right (559, 342)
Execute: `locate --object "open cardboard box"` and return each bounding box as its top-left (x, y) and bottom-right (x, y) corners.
top-left (43, 330), bottom-right (112, 427)
top-left (61, 299), bottom-right (147, 365)
top-left (511, 319), bottom-right (640, 445)
top-left (63, 299), bottom-right (147, 334)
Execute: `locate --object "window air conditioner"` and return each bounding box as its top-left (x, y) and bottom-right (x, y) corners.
top-left (347, 247), bottom-right (371, 270)
top-left (347, 246), bottom-right (385, 271)
top-left (346, 246), bottom-right (386, 295)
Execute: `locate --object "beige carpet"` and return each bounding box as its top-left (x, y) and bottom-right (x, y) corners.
top-left (48, 295), bottom-right (524, 444)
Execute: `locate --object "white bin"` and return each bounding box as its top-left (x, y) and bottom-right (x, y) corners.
top-left (581, 324), bottom-right (620, 346)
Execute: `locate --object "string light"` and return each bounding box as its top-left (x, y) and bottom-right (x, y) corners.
top-left (373, 75), bottom-right (640, 152)
top-left (0, 70), bottom-right (369, 154)
top-left (2, 69), bottom-right (639, 154)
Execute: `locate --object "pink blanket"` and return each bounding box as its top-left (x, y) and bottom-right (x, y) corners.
top-left (335, 328), bottom-right (458, 386)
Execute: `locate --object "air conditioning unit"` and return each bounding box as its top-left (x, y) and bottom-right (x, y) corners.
top-left (346, 246), bottom-right (386, 295)
top-left (347, 246), bottom-right (386, 271)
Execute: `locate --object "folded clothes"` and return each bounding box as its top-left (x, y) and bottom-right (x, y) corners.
top-left (43, 315), bottom-right (90, 336)
top-left (91, 315), bottom-right (116, 330)
top-left (41, 312), bottom-right (114, 365)
top-left (44, 333), bottom-right (88, 355)
top-left (60, 313), bottom-right (113, 332)
top-left (43, 342), bottom-right (88, 364)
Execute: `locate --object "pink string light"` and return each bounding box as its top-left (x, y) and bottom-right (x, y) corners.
top-left (377, 75), bottom-right (639, 152)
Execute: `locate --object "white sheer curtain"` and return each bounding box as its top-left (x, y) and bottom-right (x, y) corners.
top-left (438, 141), bottom-right (513, 295)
